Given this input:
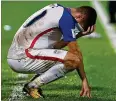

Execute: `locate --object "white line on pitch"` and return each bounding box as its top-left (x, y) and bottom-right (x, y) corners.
top-left (8, 74), bottom-right (28, 101)
top-left (92, 0), bottom-right (116, 53)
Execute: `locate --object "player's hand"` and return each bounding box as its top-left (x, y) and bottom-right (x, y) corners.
top-left (82, 25), bottom-right (95, 35)
top-left (80, 79), bottom-right (91, 98)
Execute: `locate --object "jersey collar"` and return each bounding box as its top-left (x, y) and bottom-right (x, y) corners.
top-left (66, 8), bottom-right (84, 32)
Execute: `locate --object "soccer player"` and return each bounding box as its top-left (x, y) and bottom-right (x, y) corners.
top-left (7, 3), bottom-right (97, 99)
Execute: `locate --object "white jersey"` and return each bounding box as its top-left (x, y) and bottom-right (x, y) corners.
top-left (7, 3), bottom-right (83, 59)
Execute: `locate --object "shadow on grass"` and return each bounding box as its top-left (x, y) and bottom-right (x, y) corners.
top-left (22, 83), bottom-right (114, 101)
top-left (2, 80), bottom-right (115, 101)
top-left (42, 83), bottom-right (108, 91)
top-left (2, 78), bottom-right (115, 101)
top-left (23, 94), bottom-right (115, 101)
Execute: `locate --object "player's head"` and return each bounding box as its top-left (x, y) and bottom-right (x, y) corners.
top-left (73, 6), bottom-right (97, 31)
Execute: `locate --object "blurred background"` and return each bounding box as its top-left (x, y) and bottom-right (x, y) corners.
top-left (1, 1), bottom-right (116, 101)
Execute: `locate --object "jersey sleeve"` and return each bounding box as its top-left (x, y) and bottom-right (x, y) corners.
top-left (59, 8), bottom-right (76, 42)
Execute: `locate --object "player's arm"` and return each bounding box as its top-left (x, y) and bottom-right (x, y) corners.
top-left (59, 10), bottom-right (91, 97)
top-left (76, 25), bottom-right (95, 39)
top-left (67, 41), bottom-right (91, 98)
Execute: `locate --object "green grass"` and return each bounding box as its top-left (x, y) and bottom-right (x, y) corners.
top-left (100, 1), bottom-right (108, 12)
top-left (1, 1), bottom-right (116, 101)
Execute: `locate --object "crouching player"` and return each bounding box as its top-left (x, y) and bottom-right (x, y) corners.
top-left (7, 3), bottom-right (97, 99)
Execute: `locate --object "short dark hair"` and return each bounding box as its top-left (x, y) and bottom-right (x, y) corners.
top-left (77, 6), bottom-right (97, 31)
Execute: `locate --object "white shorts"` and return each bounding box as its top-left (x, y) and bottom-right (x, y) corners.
top-left (7, 49), bottom-right (67, 74)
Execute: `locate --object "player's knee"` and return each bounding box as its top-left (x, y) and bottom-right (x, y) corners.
top-left (64, 55), bottom-right (81, 69)
top-left (75, 57), bottom-right (81, 65)
top-left (72, 57), bottom-right (81, 68)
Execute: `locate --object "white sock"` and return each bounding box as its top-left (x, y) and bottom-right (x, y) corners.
top-left (28, 63), bottom-right (70, 88)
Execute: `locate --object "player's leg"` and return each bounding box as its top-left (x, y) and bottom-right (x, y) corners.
top-left (23, 49), bottom-right (80, 98)
top-left (23, 62), bottom-right (72, 98)
top-left (27, 51), bottom-right (80, 89)
top-left (24, 49), bottom-right (80, 92)
top-left (28, 62), bottom-right (71, 88)
top-left (22, 49), bottom-right (69, 98)
top-left (64, 51), bottom-right (81, 69)
top-left (7, 49), bottom-right (80, 74)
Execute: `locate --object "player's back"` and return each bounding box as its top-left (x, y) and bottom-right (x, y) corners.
top-left (7, 4), bottom-right (64, 59)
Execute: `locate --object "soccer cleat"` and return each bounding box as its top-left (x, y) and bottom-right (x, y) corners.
top-left (23, 83), bottom-right (44, 99)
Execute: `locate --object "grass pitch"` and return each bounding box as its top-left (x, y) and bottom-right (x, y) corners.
top-left (1, 1), bottom-right (116, 101)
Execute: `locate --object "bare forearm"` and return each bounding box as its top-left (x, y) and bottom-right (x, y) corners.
top-left (75, 51), bottom-right (88, 81)
top-left (76, 61), bottom-right (87, 81)
top-left (73, 50), bottom-right (87, 81)
top-left (76, 32), bottom-right (84, 39)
